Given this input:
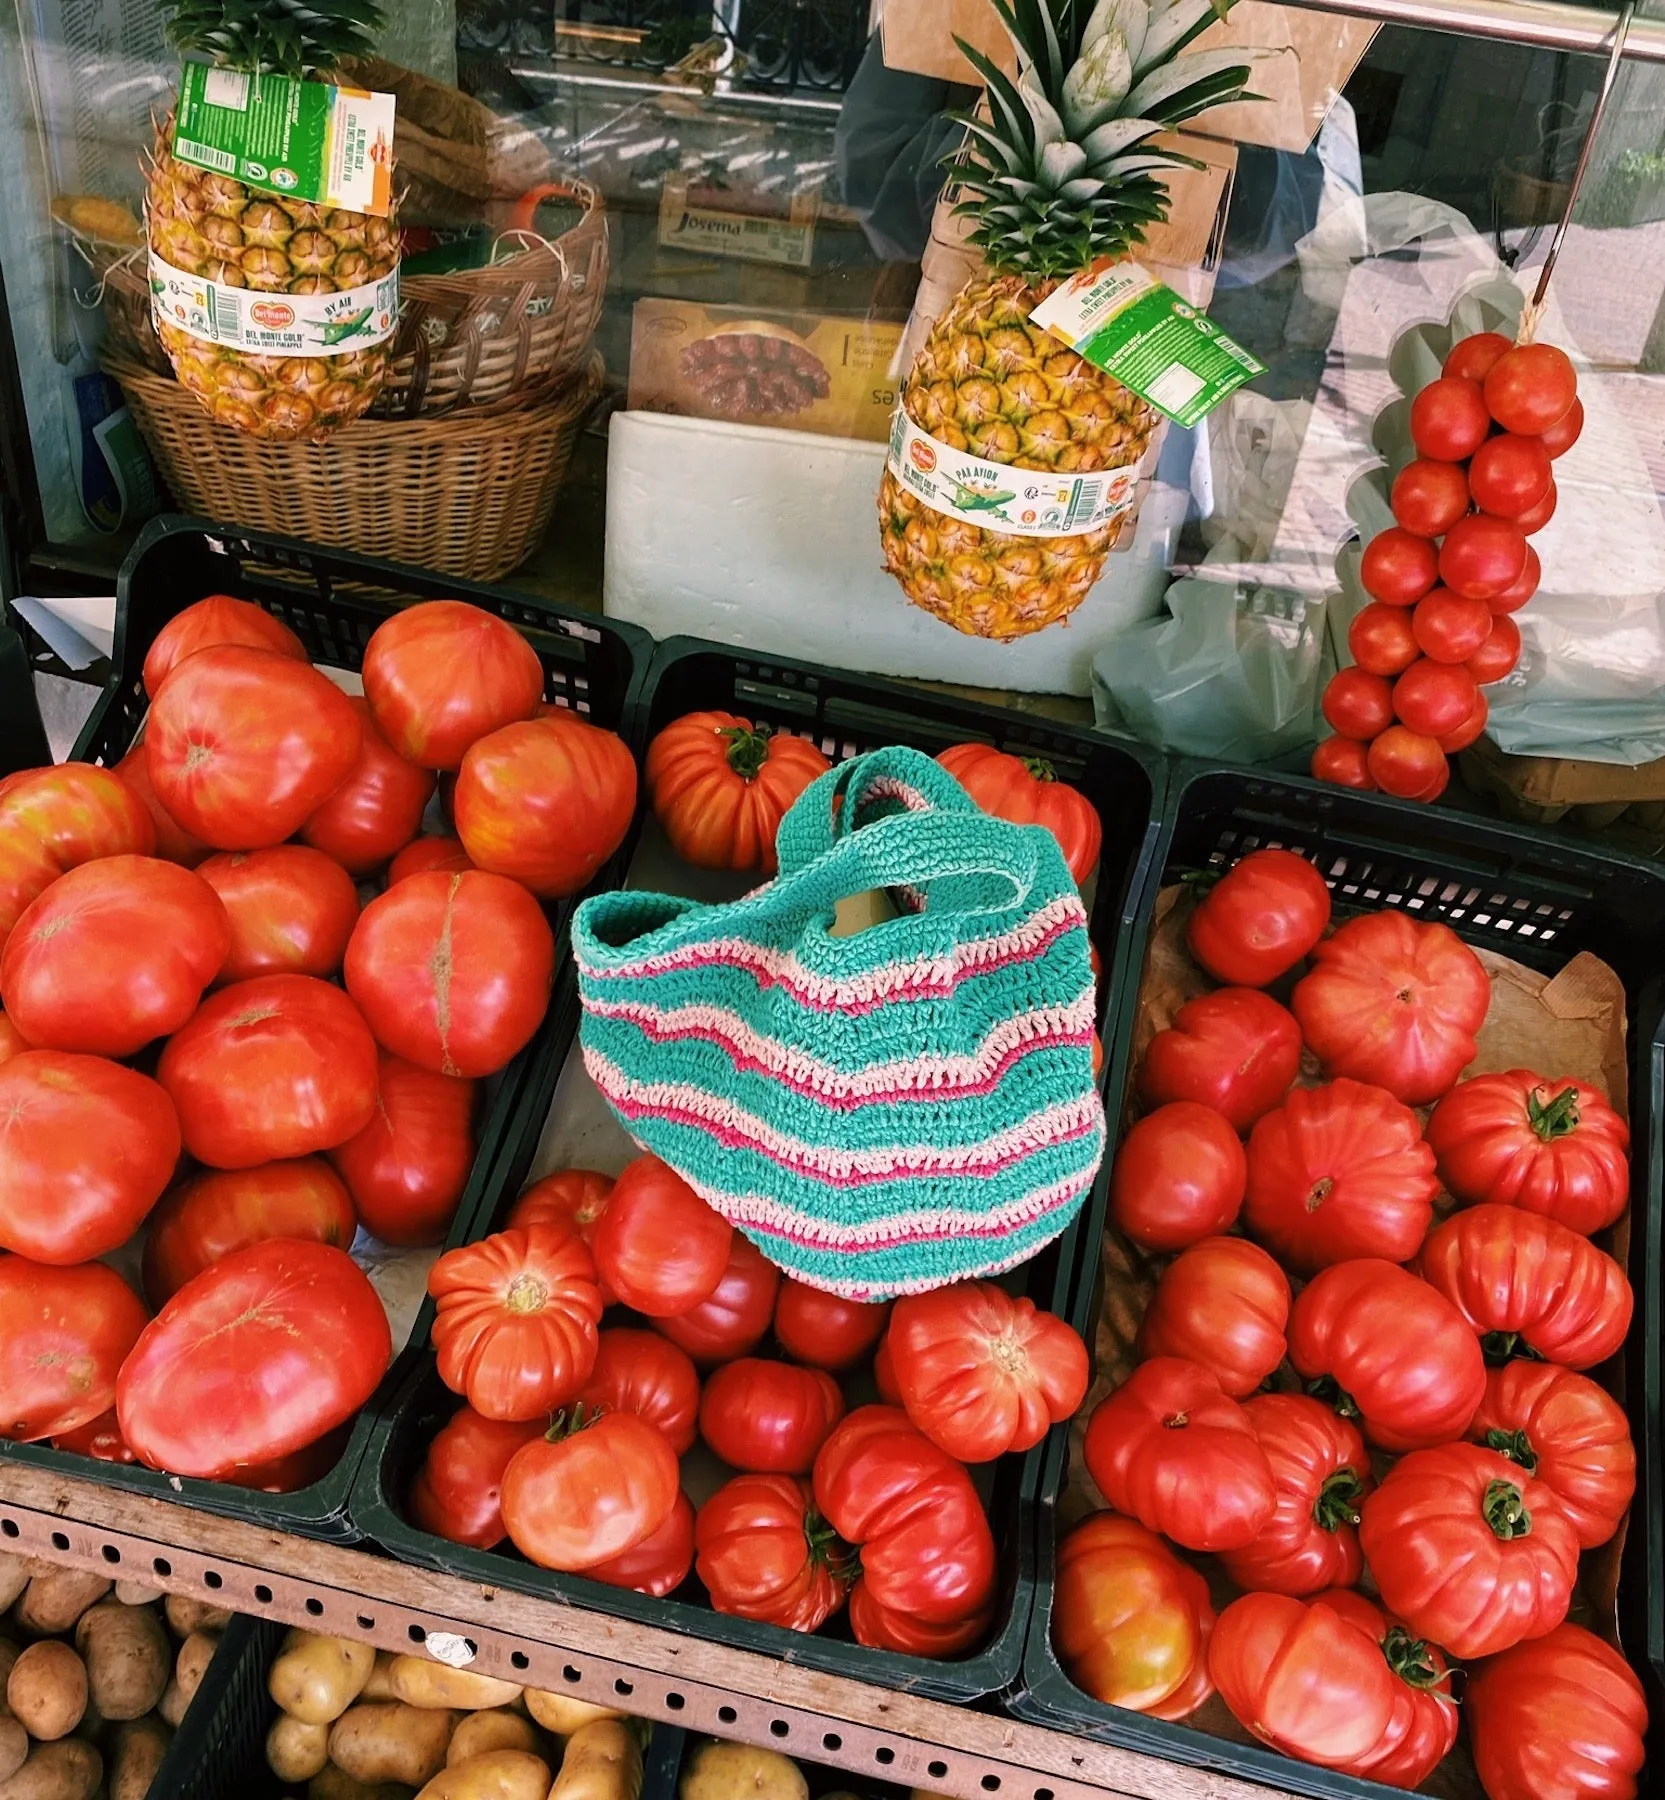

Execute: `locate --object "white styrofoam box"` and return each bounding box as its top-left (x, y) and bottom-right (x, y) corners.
top-left (603, 411), bottom-right (1176, 697)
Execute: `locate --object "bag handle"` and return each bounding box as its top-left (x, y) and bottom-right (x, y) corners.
top-left (773, 745), bottom-right (981, 879)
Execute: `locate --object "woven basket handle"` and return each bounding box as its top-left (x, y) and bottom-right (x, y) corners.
top-left (773, 745), bottom-right (980, 879)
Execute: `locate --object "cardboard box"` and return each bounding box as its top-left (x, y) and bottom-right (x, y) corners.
top-left (1460, 732), bottom-right (1665, 810)
top-left (657, 178), bottom-right (821, 269)
top-left (879, 1), bottom-right (1376, 155)
top-left (628, 300), bottom-right (904, 443)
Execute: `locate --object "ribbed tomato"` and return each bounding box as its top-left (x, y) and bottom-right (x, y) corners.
top-left (1320, 1590), bottom-right (1459, 1790)
top-left (695, 1473), bottom-right (855, 1632)
top-left (585, 1490), bottom-right (695, 1596)
top-left (198, 844), bottom-right (360, 982)
top-left (328, 1053), bottom-right (476, 1247)
top-left (1135, 1235), bottom-right (1289, 1397)
top-left (408, 1404), bottom-right (543, 1548)
top-left (114, 747), bottom-right (209, 866)
top-left (1109, 1100), bottom-right (1246, 1253)
top-left (590, 1154), bottom-right (732, 1318)
top-left (0, 765), bottom-right (154, 954)
top-left (937, 744), bottom-right (1102, 887)
top-left (300, 696), bottom-right (436, 876)
top-left (772, 1280), bottom-right (890, 1372)
top-left (655, 1233), bottom-right (780, 1365)
top-left (1136, 988), bottom-right (1301, 1131)
top-left (0, 1255), bottom-right (148, 1440)
top-left (141, 594), bottom-right (305, 697)
top-left (577, 1328), bottom-right (700, 1456)
top-left (502, 1408), bottom-right (681, 1572)
top-left (700, 1359), bottom-right (845, 1474)
top-left (1185, 849), bottom-right (1331, 987)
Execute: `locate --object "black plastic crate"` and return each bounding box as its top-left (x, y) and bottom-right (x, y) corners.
top-left (352, 634), bottom-right (1165, 1704)
top-left (0, 515), bottom-right (653, 1540)
top-left (0, 622), bottom-right (51, 773)
top-left (1011, 761), bottom-right (1665, 1798)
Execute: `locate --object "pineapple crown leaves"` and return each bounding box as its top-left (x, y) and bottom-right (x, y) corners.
top-left (161, 0), bottom-right (384, 78)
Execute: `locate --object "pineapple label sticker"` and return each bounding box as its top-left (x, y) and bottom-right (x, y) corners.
top-left (1029, 260), bottom-right (1266, 428)
top-left (148, 254), bottom-right (399, 358)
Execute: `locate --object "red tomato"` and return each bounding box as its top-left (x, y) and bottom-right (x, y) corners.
top-left (578, 1328), bottom-right (700, 1456)
top-left (1209, 1592), bottom-right (1398, 1768)
top-left (1052, 1512), bottom-right (1214, 1718)
top-left (1346, 602), bottom-right (1420, 677)
top-left (1467, 615), bottom-right (1521, 685)
top-left (1136, 1236), bottom-right (1289, 1397)
top-left (429, 1224), bottom-right (604, 1422)
top-left (114, 747), bottom-right (209, 866)
top-left (1320, 667), bottom-right (1393, 740)
top-left (159, 973), bottom-right (378, 1169)
top-left (1137, 988), bottom-right (1301, 1131)
top-left (1243, 1078), bottom-right (1438, 1271)
top-left (937, 745), bottom-right (1102, 888)
top-left (1484, 343), bottom-right (1578, 435)
top-left (141, 594), bottom-right (306, 697)
top-left (1288, 1258), bottom-right (1486, 1451)
top-left (345, 871), bottom-right (553, 1079)
top-left (198, 845), bottom-right (359, 983)
top-left (655, 1233), bottom-right (779, 1365)
top-left (1109, 1101), bottom-right (1246, 1253)
top-left (1426, 1069), bottom-right (1628, 1233)
top-left (1467, 1623), bottom-right (1646, 1800)
top-left (327, 1053), bottom-right (475, 1247)
top-left (1310, 737), bottom-right (1375, 790)
top-left (645, 712), bottom-right (832, 876)
top-left (773, 1280), bottom-right (890, 1372)
top-left (700, 1358), bottom-right (845, 1474)
top-left (1293, 910), bottom-right (1488, 1105)
top-left (1393, 657), bottom-right (1479, 738)
top-left (1411, 589), bottom-right (1493, 664)
top-left (1419, 1205), bottom-right (1632, 1369)
top-left (0, 1014), bottom-right (23, 1065)
top-left (1469, 432), bottom-right (1553, 518)
top-left (300, 697), bottom-right (435, 876)
top-left (0, 766), bottom-right (154, 954)
top-left (454, 711), bottom-right (637, 900)
top-left (0, 1050), bottom-right (179, 1262)
top-left (1358, 1441), bottom-right (1578, 1657)
top-left (1539, 396), bottom-right (1584, 459)
top-left (585, 1489), bottom-right (694, 1596)
top-left (1083, 1358), bottom-right (1275, 1552)
top-left (1359, 528), bottom-right (1438, 605)
top-left (362, 601), bottom-right (544, 771)
top-left (508, 1168), bottom-right (612, 1243)
top-left (1514, 479), bottom-right (1558, 534)
top-left (387, 836), bottom-right (475, 884)
top-left (1443, 331), bottom-right (1512, 383)
top-left (1185, 847), bottom-right (1330, 987)
top-left (1410, 374), bottom-right (1491, 461)
top-left (590, 1154), bottom-right (732, 1317)
top-left (1490, 543), bottom-right (1541, 613)
top-left (812, 1405), bottom-right (996, 1642)
top-left (501, 1409), bottom-right (680, 1571)
top-left (142, 1157), bottom-right (358, 1305)
top-left (1366, 725), bottom-right (1449, 799)
top-left (408, 1404), bottom-right (543, 1548)
top-left (1390, 458), bottom-right (1470, 537)
top-left (872, 1332), bottom-right (901, 1405)
top-left (695, 1472), bottom-right (855, 1632)
top-left (145, 647), bottom-right (362, 851)
top-left (0, 855), bottom-right (228, 1055)
top-left (1439, 514), bottom-right (1528, 600)
top-left (845, 1582), bottom-right (994, 1657)
top-left (0, 1255), bottom-right (148, 1439)
top-left (117, 1238), bottom-right (390, 1480)
top-left (49, 1408), bottom-right (136, 1464)
top-left (1439, 693), bottom-right (1491, 753)
top-left (1468, 1361), bottom-right (1634, 1550)
top-left (1321, 1589), bottom-right (1459, 1790)
top-left (1220, 1395), bottom-right (1371, 1595)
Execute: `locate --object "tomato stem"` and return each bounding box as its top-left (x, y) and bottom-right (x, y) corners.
top-left (1481, 1330), bottom-right (1544, 1366)
top-left (544, 1401), bottom-right (603, 1443)
top-left (1527, 1083), bottom-right (1582, 1141)
top-left (1306, 1376), bottom-right (1360, 1422)
top-left (1483, 1426), bottom-right (1539, 1474)
top-left (719, 724), bottom-right (774, 783)
top-left (1482, 1476), bottom-right (1532, 1539)
top-left (1380, 1625), bottom-right (1452, 1692)
top-left (1021, 755), bottom-right (1058, 784)
top-left (1313, 1467), bottom-right (1366, 1532)
top-left (803, 1503), bottom-right (858, 1585)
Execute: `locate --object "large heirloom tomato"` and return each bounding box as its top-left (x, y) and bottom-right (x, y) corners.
top-left (1136, 988), bottom-right (1302, 1132)
top-left (695, 1473), bottom-right (855, 1632)
top-left (0, 765), bottom-right (154, 952)
top-left (198, 845), bottom-right (360, 982)
top-left (142, 1157), bottom-right (358, 1305)
top-left (300, 698), bottom-right (436, 876)
top-left (158, 973), bottom-right (379, 1168)
top-left (0, 1256), bottom-right (148, 1440)
top-left (454, 711), bottom-right (637, 899)
top-left (50, 1408), bottom-right (136, 1464)
top-left (1426, 1070), bottom-right (1630, 1234)
top-left (115, 748), bottom-right (209, 866)
top-left (1109, 1101), bottom-right (1246, 1252)
top-left (1185, 848), bottom-right (1331, 987)
top-left (1419, 1205), bottom-right (1632, 1368)
top-left (117, 1238), bottom-right (391, 1479)
top-left (362, 600), bottom-right (544, 771)
top-left (145, 646), bottom-right (362, 850)
top-left (1292, 911), bottom-right (1489, 1105)
top-left (1052, 1512), bottom-right (1215, 1719)
top-left (0, 855), bottom-right (228, 1055)
top-left (1359, 1443), bottom-right (1578, 1658)
top-left (500, 1410), bottom-right (680, 1571)
top-left (0, 1051), bottom-right (179, 1263)
top-left (429, 1225), bottom-right (604, 1422)
top-left (887, 1281), bottom-right (1088, 1463)
top-left (1135, 1236), bottom-right (1289, 1397)
top-left (700, 1359), bottom-right (845, 1474)
top-left (409, 1404), bottom-right (543, 1548)
top-left (328, 1053), bottom-right (477, 1247)
top-left (655, 1234), bottom-right (779, 1365)
top-left (812, 1406), bottom-right (996, 1648)
top-left (1083, 1358), bottom-right (1276, 1552)
top-left (141, 593), bottom-right (306, 697)
top-left (508, 1168), bottom-right (613, 1244)
top-left (1221, 1395), bottom-right (1371, 1596)
top-left (773, 1280), bottom-right (890, 1372)
top-left (1287, 1258), bottom-right (1485, 1451)
top-left (585, 1490), bottom-right (695, 1597)
top-left (388, 836), bottom-right (474, 884)
top-left (591, 1155), bottom-right (732, 1317)
top-left (578, 1328), bottom-right (700, 1456)
top-left (1243, 1079), bottom-right (1439, 1271)
top-left (1320, 1590), bottom-right (1458, 1791)
top-left (937, 744), bottom-right (1102, 888)
top-left (645, 712), bottom-right (831, 876)
top-left (344, 871), bottom-right (554, 1079)
top-left (1467, 1623), bottom-right (1647, 1800)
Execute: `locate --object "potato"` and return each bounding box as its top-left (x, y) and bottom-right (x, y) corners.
top-left (0, 1721), bottom-right (24, 1787)
top-left (551, 1720), bottom-right (643, 1800)
top-left (12, 1571), bottom-right (109, 1638)
top-left (157, 1678), bottom-right (188, 1730)
top-left (267, 1713), bottom-right (331, 1783)
top-left (163, 1595), bottom-right (231, 1638)
top-left (389, 1659), bottom-right (522, 1713)
top-left (521, 1693), bottom-right (622, 1737)
top-left (270, 1632), bottom-right (377, 1726)
top-left (363, 1651), bottom-right (402, 1702)
top-left (73, 1600), bottom-right (169, 1721)
top-left (677, 1742), bottom-right (804, 1800)
top-left (173, 1628), bottom-right (220, 1709)
top-left (0, 1738), bottom-right (101, 1800)
top-left (112, 1582), bottom-right (161, 1608)
top-left (308, 1768), bottom-right (417, 1800)
top-left (5, 1641), bottom-right (87, 1741)
top-left (447, 1711), bottom-right (542, 1766)
top-left (0, 1562), bottom-right (29, 1618)
top-left (414, 1748), bottom-right (550, 1800)
top-left (329, 1702), bottom-right (455, 1788)
top-left (108, 1717), bottom-right (171, 1800)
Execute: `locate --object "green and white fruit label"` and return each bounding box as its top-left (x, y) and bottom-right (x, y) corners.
top-left (172, 63), bottom-right (396, 217)
top-left (1029, 260), bottom-right (1264, 427)
top-left (149, 252), bottom-right (399, 357)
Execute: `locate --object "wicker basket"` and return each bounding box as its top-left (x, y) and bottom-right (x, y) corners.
top-left (107, 353), bottom-right (603, 582)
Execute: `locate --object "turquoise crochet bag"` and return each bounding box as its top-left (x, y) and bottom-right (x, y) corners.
top-left (570, 744), bottom-right (1105, 1299)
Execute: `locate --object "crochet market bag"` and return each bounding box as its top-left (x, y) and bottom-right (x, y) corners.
top-left (570, 745), bottom-right (1105, 1299)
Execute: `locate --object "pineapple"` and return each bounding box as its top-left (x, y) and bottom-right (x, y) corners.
top-left (879, 0), bottom-right (1257, 639)
top-left (147, 0), bottom-right (398, 441)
